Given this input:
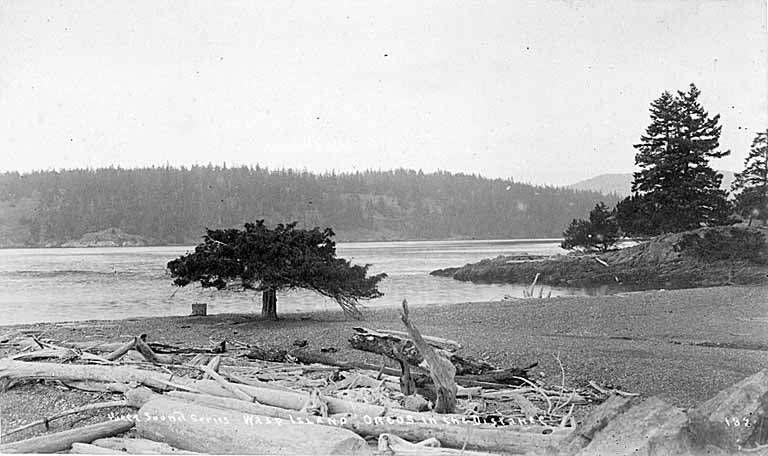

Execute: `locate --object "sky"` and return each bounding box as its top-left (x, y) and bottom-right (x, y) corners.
top-left (0, 1), bottom-right (766, 186)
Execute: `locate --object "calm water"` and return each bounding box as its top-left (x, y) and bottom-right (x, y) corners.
top-left (0, 239), bottom-right (609, 325)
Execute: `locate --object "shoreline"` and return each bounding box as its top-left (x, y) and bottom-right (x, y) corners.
top-left (0, 236), bottom-right (567, 250)
top-left (4, 285), bottom-right (767, 408)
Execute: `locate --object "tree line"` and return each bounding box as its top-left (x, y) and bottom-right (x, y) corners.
top-left (562, 83), bottom-right (768, 252)
top-left (0, 166), bottom-right (610, 246)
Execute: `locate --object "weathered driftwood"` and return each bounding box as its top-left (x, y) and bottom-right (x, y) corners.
top-left (134, 335), bottom-right (178, 365)
top-left (221, 368), bottom-right (299, 392)
top-left (329, 372), bottom-right (399, 392)
top-left (61, 340), bottom-right (222, 355)
top-left (11, 347), bottom-right (81, 362)
top-left (4, 400), bottom-right (129, 437)
top-left (201, 364), bottom-right (254, 402)
top-left (337, 411), bottom-right (569, 454)
top-left (0, 420), bottom-right (134, 454)
top-left (364, 328), bottom-right (462, 350)
top-left (69, 442), bottom-right (125, 454)
top-left (61, 381), bottom-right (131, 394)
top-left (377, 433), bottom-right (498, 456)
top-left (0, 359), bottom-right (177, 391)
top-left (164, 390), bottom-right (316, 421)
top-left (92, 437), bottom-right (199, 454)
top-left (136, 396), bottom-right (372, 455)
top-left (202, 355), bottom-right (220, 380)
top-left (400, 300), bottom-right (457, 414)
top-left (458, 367), bottom-right (537, 386)
top-left (349, 327), bottom-right (496, 375)
top-left (245, 346), bottom-right (410, 377)
top-left (131, 387), bottom-right (568, 455)
top-left (104, 339), bottom-right (136, 361)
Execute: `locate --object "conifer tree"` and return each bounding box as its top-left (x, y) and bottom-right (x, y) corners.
top-left (561, 202), bottom-right (619, 252)
top-left (619, 84), bottom-right (730, 235)
top-left (167, 221), bottom-right (386, 320)
top-left (732, 130), bottom-right (768, 225)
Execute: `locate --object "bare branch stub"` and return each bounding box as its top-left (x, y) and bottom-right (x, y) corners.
top-left (399, 299), bottom-right (457, 414)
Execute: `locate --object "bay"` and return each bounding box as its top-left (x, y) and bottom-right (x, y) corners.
top-left (0, 239), bottom-right (609, 325)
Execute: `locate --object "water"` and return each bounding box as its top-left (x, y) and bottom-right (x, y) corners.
top-left (0, 239), bottom-right (608, 325)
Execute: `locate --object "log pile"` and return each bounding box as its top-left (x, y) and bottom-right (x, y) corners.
top-left (1, 309), bottom-right (766, 455)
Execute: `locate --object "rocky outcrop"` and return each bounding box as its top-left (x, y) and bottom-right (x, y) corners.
top-left (551, 368), bottom-right (768, 455)
top-left (61, 228), bottom-right (153, 248)
top-left (432, 226), bottom-right (768, 290)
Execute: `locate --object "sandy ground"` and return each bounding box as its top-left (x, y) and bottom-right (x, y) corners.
top-left (1, 285), bottom-right (767, 443)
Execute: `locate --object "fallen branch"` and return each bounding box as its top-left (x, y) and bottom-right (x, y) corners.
top-left (202, 355), bottom-right (220, 380)
top-left (200, 364), bottom-right (255, 403)
top-left (134, 335), bottom-right (178, 365)
top-left (104, 339), bottom-right (135, 361)
top-left (10, 347), bottom-right (80, 362)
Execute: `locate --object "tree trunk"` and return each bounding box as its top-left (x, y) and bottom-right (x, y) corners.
top-left (261, 289), bottom-right (277, 320)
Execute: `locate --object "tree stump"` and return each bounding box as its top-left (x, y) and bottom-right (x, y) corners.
top-left (191, 303), bottom-right (207, 316)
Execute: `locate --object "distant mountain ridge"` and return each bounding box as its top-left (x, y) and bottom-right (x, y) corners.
top-left (569, 171), bottom-right (736, 196)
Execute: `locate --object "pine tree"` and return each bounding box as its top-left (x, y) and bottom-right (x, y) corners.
top-left (732, 130), bottom-right (768, 225)
top-left (623, 84), bottom-right (730, 235)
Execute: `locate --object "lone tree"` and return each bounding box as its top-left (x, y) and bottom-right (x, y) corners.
top-left (616, 84), bottom-right (731, 235)
top-left (732, 129), bottom-right (768, 225)
top-left (167, 221), bottom-right (387, 320)
top-left (561, 202), bottom-right (620, 252)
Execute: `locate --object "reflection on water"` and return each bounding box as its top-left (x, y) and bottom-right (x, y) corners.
top-left (0, 239), bottom-right (618, 325)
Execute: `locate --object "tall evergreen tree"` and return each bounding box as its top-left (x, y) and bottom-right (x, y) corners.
top-left (732, 129), bottom-right (768, 225)
top-left (620, 84), bottom-right (730, 235)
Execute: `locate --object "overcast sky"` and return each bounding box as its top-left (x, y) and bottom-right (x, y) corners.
top-left (1, 1), bottom-right (765, 186)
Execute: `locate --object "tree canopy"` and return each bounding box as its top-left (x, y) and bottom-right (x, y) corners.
top-left (732, 130), bottom-right (768, 225)
top-left (167, 221), bottom-right (387, 319)
top-left (561, 202), bottom-right (619, 252)
top-left (616, 84), bottom-right (731, 235)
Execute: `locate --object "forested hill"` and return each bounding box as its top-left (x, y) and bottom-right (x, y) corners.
top-left (0, 166), bottom-right (613, 247)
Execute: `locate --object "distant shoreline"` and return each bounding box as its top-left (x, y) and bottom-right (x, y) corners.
top-left (0, 237), bottom-right (567, 250)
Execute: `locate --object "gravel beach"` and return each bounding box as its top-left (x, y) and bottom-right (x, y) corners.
top-left (3, 285), bottom-right (767, 405)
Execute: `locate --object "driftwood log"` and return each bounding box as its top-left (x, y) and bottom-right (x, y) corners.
top-left (377, 433), bottom-right (499, 456)
top-left (400, 300), bottom-right (457, 413)
top-left (136, 396), bottom-right (372, 455)
top-left (70, 442), bottom-right (125, 454)
top-left (0, 420), bottom-right (134, 454)
top-left (91, 437), bottom-right (199, 454)
top-left (349, 327), bottom-right (536, 387)
top-left (128, 387), bottom-right (569, 454)
top-left (349, 327), bottom-right (496, 375)
top-left (4, 400), bottom-right (129, 437)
